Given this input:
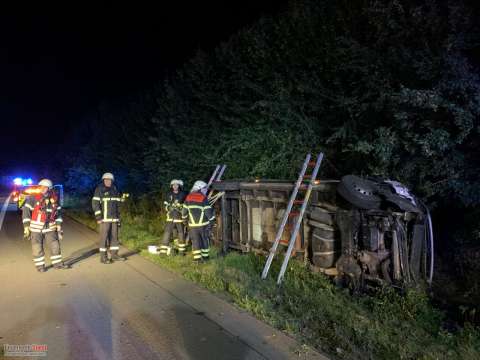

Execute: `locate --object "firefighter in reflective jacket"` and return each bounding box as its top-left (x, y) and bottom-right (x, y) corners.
top-left (160, 179), bottom-right (187, 256)
top-left (92, 173), bottom-right (126, 264)
top-left (182, 180), bottom-right (215, 261)
top-left (22, 179), bottom-right (68, 272)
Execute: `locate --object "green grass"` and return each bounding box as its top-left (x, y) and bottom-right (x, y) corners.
top-left (67, 208), bottom-right (98, 230)
top-left (65, 206), bottom-right (480, 360)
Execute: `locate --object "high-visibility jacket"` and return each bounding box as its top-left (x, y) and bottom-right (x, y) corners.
top-left (182, 191), bottom-right (214, 227)
top-left (164, 190), bottom-right (187, 223)
top-left (22, 192), bottom-right (62, 233)
top-left (92, 184), bottom-right (124, 223)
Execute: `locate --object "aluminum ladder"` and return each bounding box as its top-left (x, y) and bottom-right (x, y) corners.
top-left (208, 164), bottom-right (227, 204)
top-left (205, 164), bottom-right (227, 248)
top-left (261, 153), bottom-right (324, 283)
top-left (207, 164), bottom-right (227, 194)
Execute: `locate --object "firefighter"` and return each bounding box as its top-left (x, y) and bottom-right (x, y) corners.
top-left (22, 179), bottom-right (68, 272)
top-left (160, 179), bottom-right (187, 256)
top-left (92, 173), bottom-right (126, 264)
top-left (182, 180), bottom-right (215, 261)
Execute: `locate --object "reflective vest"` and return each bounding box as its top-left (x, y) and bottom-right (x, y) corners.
top-left (164, 190), bottom-right (186, 223)
top-left (182, 191), bottom-right (214, 227)
top-left (92, 184), bottom-right (124, 223)
top-left (22, 192), bottom-right (62, 233)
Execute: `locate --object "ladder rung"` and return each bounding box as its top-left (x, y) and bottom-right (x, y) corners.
top-left (293, 200), bottom-right (304, 205)
top-left (303, 174), bottom-right (312, 178)
top-left (308, 161), bottom-right (317, 167)
top-left (289, 211), bottom-right (300, 217)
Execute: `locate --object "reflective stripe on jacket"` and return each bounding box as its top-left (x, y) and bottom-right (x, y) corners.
top-left (182, 191), bottom-right (214, 227)
top-left (22, 192), bottom-right (62, 233)
top-left (92, 184), bottom-right (124, 222)
top-left (164, 190), bottom-right (187, 223)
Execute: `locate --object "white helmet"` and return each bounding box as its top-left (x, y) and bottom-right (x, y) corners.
top-left (102, 173), bottom-right (115, 181)
top-left (170, 179), bottom-right (184, 187)
top-left (191, 180), bottom-right (207, 192)
top-left (38, 179), bottom-right (53, 189)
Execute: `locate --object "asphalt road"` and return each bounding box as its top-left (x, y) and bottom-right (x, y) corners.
top-left (0, 200), bottom-right (326, 360)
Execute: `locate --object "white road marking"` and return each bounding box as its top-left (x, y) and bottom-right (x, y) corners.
top-left (0, 194), bottom-right (13, 231)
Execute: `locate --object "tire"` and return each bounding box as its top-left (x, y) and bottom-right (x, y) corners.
top-left (337, 175), bottom-right (381, 210)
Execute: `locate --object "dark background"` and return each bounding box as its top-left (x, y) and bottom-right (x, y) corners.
top-left (0, 2), bottom-right (285, 173)
top-left (0, 0), bottom-right (479, 331)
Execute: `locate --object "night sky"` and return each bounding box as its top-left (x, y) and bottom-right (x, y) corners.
top-left (0, 2), bottom-right (284, 173)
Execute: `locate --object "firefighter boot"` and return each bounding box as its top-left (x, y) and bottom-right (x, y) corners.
top-left (37, 265), bottom-right (47, 273)
top-left (100, 251), bottom-right (112, 264)
top-left (159, 245), bottom-right (172, 256)
top-left (54, 262), bottom-right (70, 270)
top-left (177, 243), bottom-right (187, 256)
top-left (192, 249), bottom-right (202, 263)
top-left (110, 250), bottom-right (126, 261)
top-left (201, 248), bottom-right (210, 262)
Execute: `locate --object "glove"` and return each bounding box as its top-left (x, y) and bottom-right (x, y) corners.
top-left (23, 227), bottom-right (30, 238)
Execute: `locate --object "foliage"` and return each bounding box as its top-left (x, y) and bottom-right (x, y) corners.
top-left (66, 0), bottom-right (480, 201)
top-left (65, 91), bottom-right (159, 194)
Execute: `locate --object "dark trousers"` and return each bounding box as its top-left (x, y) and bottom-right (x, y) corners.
top-left (160, 221), bottom-right (185, 254)
top-left (189, 226), bottom-right (210, 260)
top-left (99, 222), bottom-right (119, 252)
top-left (31, 231), bottom-right (62, 268)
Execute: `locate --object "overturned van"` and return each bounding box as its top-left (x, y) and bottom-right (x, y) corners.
top-left (211, 176), bottom-right (434, 289)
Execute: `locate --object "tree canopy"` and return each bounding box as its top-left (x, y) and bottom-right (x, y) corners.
top-left (66, 0), bottom-right (480, 256)
top-left (67, 0), bottom-right (479, 201)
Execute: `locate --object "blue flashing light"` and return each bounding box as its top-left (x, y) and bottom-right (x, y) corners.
top-left (13, 177), bottom-right (34, 186)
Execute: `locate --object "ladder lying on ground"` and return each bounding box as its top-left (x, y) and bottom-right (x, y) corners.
top-left (261, 153), bottom-right (324, 284)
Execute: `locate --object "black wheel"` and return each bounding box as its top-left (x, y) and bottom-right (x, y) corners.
top-left (337, 175), bottom-right (382, 210)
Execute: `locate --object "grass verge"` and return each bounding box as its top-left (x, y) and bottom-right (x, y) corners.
top-left (65, 207), bottom-right (480, 360)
